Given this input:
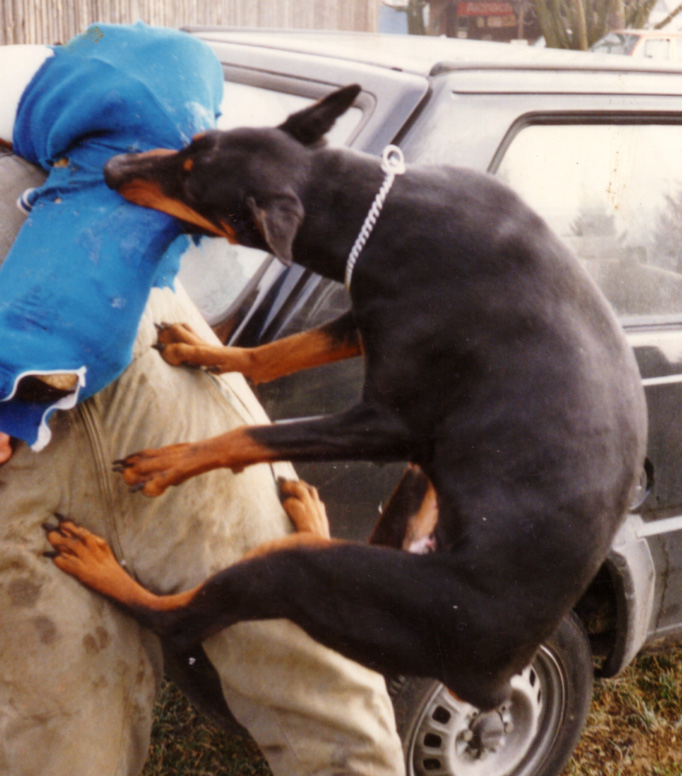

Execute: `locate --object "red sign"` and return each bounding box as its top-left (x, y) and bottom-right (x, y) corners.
top-left (457, 2), bottom-right (515, 16)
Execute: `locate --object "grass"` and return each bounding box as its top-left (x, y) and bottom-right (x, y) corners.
top-left (565, 647), bottom-right (682, 776)
top-left (143, 648), bottom-right (682, 776)
top-left (142, 681), bottom-right (271, 776)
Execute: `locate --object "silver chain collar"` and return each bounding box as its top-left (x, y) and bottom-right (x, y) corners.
top-left (344, 144), bottom-right (406, 291)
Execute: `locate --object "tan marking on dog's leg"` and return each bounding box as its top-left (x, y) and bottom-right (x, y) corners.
top-left (402, 478), bottom-right (439, 553)
top-left (156, 322), bottom-right (206, 348)
top-left (279, 479), bottom-right (331, 538)
top-left (369, 464), bottom-right (438, 551)
top-left (45, 520), bottom-right (200, 611)
top-left (155, 322), bottom-right (247, 370)
top-left (116, 426), bottom-right (276, 497)
top-left (155, 322), bottom-right (361, 383)
top-left (232, 479), bottom-right (336, 561)
top-left (240, 533), bottom-right (337, 561)
top-left (241, 327), bottom-right (362, 384)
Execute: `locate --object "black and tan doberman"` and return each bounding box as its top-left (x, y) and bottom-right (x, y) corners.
top-left (45, 85), bottom-right (647, 711)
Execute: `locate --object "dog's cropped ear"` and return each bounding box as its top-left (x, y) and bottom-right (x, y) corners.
top-left (246, 191), bottom-right (304, 266)
top-left (278, 84), bottom-right (361, 147)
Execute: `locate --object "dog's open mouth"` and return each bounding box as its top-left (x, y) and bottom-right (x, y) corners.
top-left (115, 177), bottom-right (231, 238)
top-left (104, 151), bottom-right (237, 242)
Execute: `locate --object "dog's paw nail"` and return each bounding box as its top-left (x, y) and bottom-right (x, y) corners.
top-left (41, 522), bottom-right (57, 534)
top-left (129, 482), bottom-right (147, 494)
top-left (43, 550), bottom-right (60, 559)
top-left (54, 512), bottom-right (67, 522)
top-left (152, 342), bottom-right (166, 352)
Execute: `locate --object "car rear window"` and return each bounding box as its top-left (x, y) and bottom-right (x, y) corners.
top-left (643, 38), bottom-right (671, 60)
top-left (495, 122), bottom-right (682, 324)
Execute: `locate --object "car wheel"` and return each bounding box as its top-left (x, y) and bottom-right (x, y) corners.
top-left (389, 612), bottom-right (593, 776)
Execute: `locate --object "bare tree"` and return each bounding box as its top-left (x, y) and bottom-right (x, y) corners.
top-left (407, 0), bottom-right (428, 33)
top-left (654, 1), bottom-right (682, 28)
top-left (535, 0), bottom-right (658, 49)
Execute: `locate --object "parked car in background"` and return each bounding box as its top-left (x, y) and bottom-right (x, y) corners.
top-left (590, 28), bottom-right (682, 61)
top-left (165, 29), bottom-right (682, 776)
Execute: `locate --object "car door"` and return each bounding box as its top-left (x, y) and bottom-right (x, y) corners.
top-left (492, 117), bottom-right (682, 644)
top-left (399, 78), bottom-right (682, 644)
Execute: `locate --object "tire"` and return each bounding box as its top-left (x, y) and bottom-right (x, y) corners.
top-left (390, 612), bottom-right (593, 776)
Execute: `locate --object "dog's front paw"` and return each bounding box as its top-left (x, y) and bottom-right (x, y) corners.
top-left (113, 444), bottom-right (199, 497)
top-left (155, 322), bottom-right (205, 347)
top-left (153, 322), bottom-right (207, 368)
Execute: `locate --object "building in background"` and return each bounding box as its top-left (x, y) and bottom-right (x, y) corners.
top-left (379, 0), bottom-right (542, 43)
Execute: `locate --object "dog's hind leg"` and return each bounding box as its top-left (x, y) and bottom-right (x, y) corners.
top-left (43, 514), bottom-right (198, 615)
top-left (43, 480), bottom-right (339, 636)
top-left (369, 464), bottom-right (438, 552)
top-left (44, 484), bottom-right (515, 710)
top-left (155, 311), bottom-right (361, 384)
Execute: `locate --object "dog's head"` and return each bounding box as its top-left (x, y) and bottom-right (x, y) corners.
top-left (104, 84), bottom-right (361, 265)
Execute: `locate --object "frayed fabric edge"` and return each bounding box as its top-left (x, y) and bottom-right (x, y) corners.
top-left (1, 366), bottom-right (87, 451)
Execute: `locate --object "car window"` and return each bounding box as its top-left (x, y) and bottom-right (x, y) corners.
top-left (590, 32), bottom-right (638, 55)
top-left (494, 122), bottom-right (682, 324)
top-left (643, 39), bottom-right (671, 59)
top-left (181, 81), bottom-right (363, 326)
top-left (217, 81), bottom-right (363, 145)
top-left (177, 237), bottom-right (272, 326)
